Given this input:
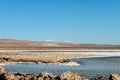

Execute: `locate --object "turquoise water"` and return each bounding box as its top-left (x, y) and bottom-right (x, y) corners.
top-left (2, 57), bottom-right (120, 78)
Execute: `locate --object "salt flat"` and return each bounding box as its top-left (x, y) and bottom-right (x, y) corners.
top-left (0, 50), bottom-right (120, 57)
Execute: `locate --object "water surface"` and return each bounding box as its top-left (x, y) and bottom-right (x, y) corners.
top-left (2, 56), bottom-right (120, 78)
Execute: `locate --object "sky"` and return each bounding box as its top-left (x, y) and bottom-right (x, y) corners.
top-left (0, 0), bottom-right (120, 44)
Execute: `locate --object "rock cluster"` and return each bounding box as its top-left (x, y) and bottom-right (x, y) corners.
top-left (0, 66), bottom-right (85, 80)
top-left (90, 73), bottom-right (120, 80)
top-left (1, 66), bottom-right (120, 80)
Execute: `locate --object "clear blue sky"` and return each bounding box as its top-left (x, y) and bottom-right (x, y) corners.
top-left (0, 0), bottom-right (120, 44)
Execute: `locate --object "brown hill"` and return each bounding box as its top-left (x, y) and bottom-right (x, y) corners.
top-left (0, 39), bottom-right (120, 50)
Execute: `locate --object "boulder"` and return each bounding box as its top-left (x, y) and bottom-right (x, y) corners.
top-left (3, 72), bottom-right (15, 80)
top-left (41, 71), bottom-right (49, 77)
top-left (0, 66), bottom-right (4, 73)
top-left (60, 71), bottom-right (85, 80)
top-left (38, 77), bottom-right (44, 80)
top-left (40, 71), bottom-right (56, 80)
top-left (109, 73), bottom-right (120, 80)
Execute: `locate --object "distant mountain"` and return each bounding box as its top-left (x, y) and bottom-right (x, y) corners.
top-left (0, 39), bottom-right (120, 50)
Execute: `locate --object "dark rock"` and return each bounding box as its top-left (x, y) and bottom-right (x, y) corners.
top-left (90, 76), bottom-right (109, 80)
top-left (3, 57), bottom-right (11, 61)
top-left (55, 76), bottom-right (61, 80)
top-left (14, 72), bottom-right (26, 76)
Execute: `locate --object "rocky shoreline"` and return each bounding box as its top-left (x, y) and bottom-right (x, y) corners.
top-left (0, 52), bottom-right (93, 64)
top-left (0, 66), bottom-right (120, 80)
top-left (1, 52), bottom-right (120, 80)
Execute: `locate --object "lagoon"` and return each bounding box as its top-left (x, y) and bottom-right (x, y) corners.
top-left (2, 56), bottom-right (120, 78)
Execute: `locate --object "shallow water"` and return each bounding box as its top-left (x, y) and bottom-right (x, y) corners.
top-left (2, 56), bottom-right (120, 78)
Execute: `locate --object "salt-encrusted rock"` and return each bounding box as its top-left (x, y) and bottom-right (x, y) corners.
top-left (109, 73), bottom-right (120, 80)
top-left (3, 72), bottom-right (15, 80)
top-left (60, 71), bottom-right (85, 80)
top-left (0, 66), bottom-right (4, 73)
top-left (40, 71), bottom-right (56, 80)
top-left (38, 77), bottom-right (44, 80)
top-left (41, 71), bottom-right (50, 77)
